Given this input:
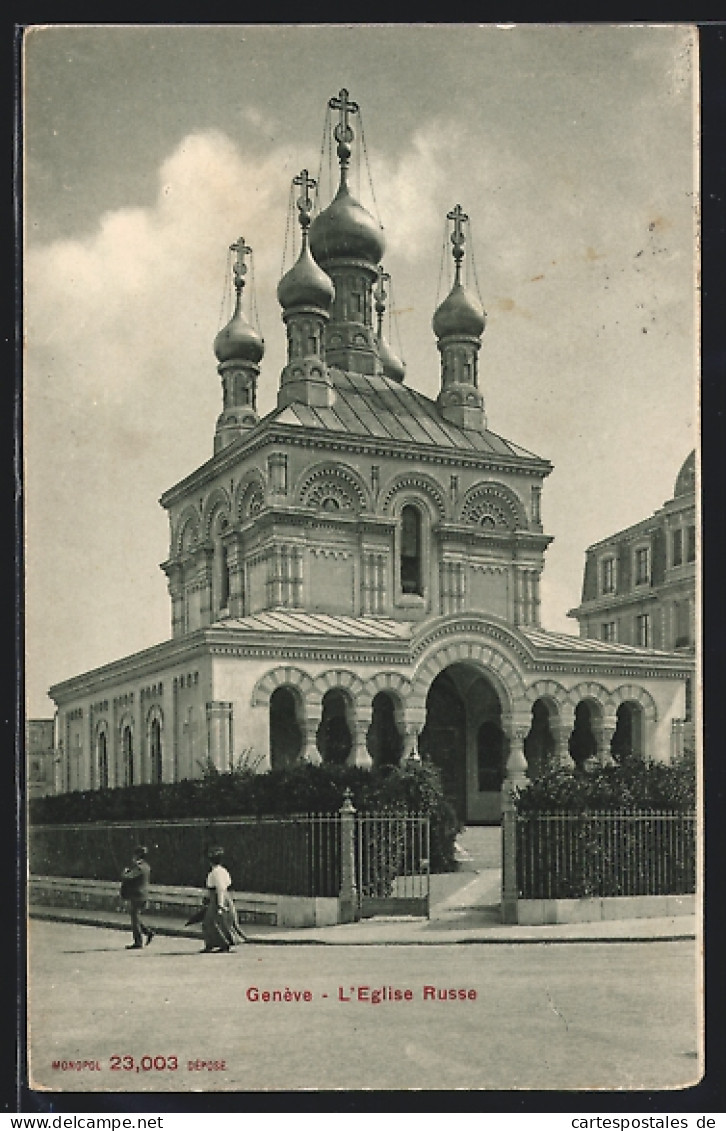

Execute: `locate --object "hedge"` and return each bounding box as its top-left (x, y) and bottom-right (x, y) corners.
top-left (28, 759), bottom-right (460, 873)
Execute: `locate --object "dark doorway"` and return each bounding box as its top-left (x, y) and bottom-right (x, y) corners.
top-left (477, 720), bottom-right (505, 792)
top-left (419, 670), bottom-right (466, 821)
top-left (610, 702), bottom-right (642, 762)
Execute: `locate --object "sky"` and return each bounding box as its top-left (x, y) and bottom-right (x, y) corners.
top-left (23, 23), bottom-right (698, 718)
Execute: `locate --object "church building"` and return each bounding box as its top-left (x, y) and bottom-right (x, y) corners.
top-left (48, 90), bottom-right (692, 824)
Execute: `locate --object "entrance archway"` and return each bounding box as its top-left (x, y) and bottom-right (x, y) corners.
top-left (419, 663), bottom-right (506, 824)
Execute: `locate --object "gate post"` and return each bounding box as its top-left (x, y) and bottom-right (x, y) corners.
top-left (501, 786), bottom-right (519, 924)
top-left (338, 788), bottom-right (358, 923)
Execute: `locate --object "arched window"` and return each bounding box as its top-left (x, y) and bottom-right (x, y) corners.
top-left (211, 513), bottom-right (231, 616)
top-left (269, 687), bottom-right (303, 769)
top-left (98, 731), bottom-right (109, 789)
top-left (316, 689), bottom-right (352, 765)
top-left (122, 725), bottom-right (134, 787)
top-left (366, 692), bottom-right (403, 768)
top-left (400, 505), bottom-right (423, 595)
top-left (568, 702), bottom-right (598, 768)
top-left (149, 718), bottom-right (163, 784)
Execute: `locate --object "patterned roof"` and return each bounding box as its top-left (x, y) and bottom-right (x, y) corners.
top-left (270, 369), bottom-right (546, 462)
top-left (214, 611), bottom-right (412, 641)
top-left (520, 627), bottom-right (678, 658)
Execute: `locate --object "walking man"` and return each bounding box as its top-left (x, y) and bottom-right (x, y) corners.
top-left (121, 844), bottom-right (154, 949)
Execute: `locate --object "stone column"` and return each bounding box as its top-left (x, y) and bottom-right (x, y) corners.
top-left (348, 716), bottom-right (373, 769)
top-left (596, 716), bottom-right (618, 768)
top-left (206, 701), bottom-right (233, 771)
top-left (300, 698), bottom-right (323, 765)
top-left (551, 707), bottom-right (575, 771)
top-left (400, 705), bottom-right (427, 762)
top-left (503, 714), bottom-right (530, 791)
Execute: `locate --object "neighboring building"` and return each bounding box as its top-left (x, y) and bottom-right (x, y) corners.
top-left (567, 450), bottom-right (696, 738)
top-left (26, 718), bottom-right (57, 798)
top-left (567, 453), bottom-right (696, 652)
top-left (48, 90), bottom-right (692, 823)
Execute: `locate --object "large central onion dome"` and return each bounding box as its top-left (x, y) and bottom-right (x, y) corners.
top-left (214, 295), bottom-right (264, 364)
top-left (277, 239), bottom-right (335, 311)
top-left (309, 180), bottom-right (386, 266)
top-left (432, 281), bottom-right (486, 340)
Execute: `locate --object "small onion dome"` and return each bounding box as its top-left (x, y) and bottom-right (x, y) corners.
top-left (310, 181), bottom-right (385, 266)
top-left (674, 450), bottom-right (695, 497)
top-left (213, 294), bottom-right (264, 364)
top-left (378, 335), bottom-right (406, 383)
top-left (432, 281), bottom-right (485, 340)
top-left (277, 241), bottom-right (335, 311)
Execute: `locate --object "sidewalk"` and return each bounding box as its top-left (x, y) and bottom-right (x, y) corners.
top-left (28, 900), bottom-right (696, 945)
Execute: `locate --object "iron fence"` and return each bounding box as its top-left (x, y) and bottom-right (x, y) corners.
top-left (29, 814), bottom-right (342, 897)
top-left (356, 813), bottom-right (430, 918)
top-left (515, 809), bottom-right (696, 900)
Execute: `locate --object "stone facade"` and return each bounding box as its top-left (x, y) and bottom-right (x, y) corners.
top-left (568, 451), bottom-right (696, 656)
top-left (47, 90), bottom-right (693, 824)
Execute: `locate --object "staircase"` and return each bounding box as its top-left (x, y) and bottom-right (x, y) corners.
top-left (429, 825), bottom-right (502, 923)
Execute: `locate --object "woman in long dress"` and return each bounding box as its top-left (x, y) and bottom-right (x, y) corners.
top-left (201, 846), bottom-right (246, 953)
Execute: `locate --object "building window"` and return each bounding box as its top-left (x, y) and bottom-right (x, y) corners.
top-left (149, 718), bottom-right (162, 784)
top-left (122, 725), bottom-right (134, 787)
top-left (601, 621), bottom-right (616, 642)
top-left (672, 527), bottom-right (683, 567)
top-left (400, 505), bottom-right (423, 596)
top-left (674, 601), bottom-right (691, 648)
top-left (98, 732), bottom-right (108, 789)
top-left (601, 557), bottom-right (616, 594)
top-left (635, 546), bottom-right (650, 585)
top-left (686, 524), bottom-right (696, 563)
top-left (636, 613), bottom-right (650, 648)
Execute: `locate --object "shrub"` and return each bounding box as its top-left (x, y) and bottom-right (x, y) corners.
top-left (515, 754), bottom-right (696, 815)
top-left (28, 758), bottom-right (458, 872)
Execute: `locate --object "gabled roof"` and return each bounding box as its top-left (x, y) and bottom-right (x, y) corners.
top-left (269, 368), bottom-right (546, 461)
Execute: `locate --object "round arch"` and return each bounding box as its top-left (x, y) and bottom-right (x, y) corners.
top-left (610, 684), bottom-right (658, 723)
top-left (566, 682), bottom-right (613, 713)
top-left (234, 469), bottom-right (266, 523)
top-left (516, 679), bottom-right (571, 717)
top-left (458, 480), bottom-right (528, 530)
top-left (201, 486), bottom-right (232, 541)
top-left (313, 669), bottom-right (366, 704)
top-left (251, 666), bottom-right (316, 708)
top-left (173, 506), bottom-right (201, 557)
top-left (294, 461), bottom-right (371, 513)
top-left (380, 472), bottom-right (448, 523)
top-left (410, 638), bottom-right (525, 716)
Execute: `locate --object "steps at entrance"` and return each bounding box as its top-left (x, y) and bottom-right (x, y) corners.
top-left (454, 825), bottom-right (502, 872)
top-left (429, 826), bottom-right (502, 921)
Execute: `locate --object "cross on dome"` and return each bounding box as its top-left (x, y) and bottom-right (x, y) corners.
top-left (330, 87), bottom-right (359, 146)
top-left (447, 204), bottom-right (469, 259)
top-left (230, 236), bottom-right (252, 289)
top-left (293, 169), bottom-right (317, 229)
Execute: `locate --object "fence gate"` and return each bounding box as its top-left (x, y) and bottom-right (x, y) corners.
top-left (355, 814), bottom-right (430, 918)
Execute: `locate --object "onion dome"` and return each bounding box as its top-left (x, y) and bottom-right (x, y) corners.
top-left (432, 281), bottom-right (486, 339)
top-left (378, 334), bottom-right (406, 383)
top-left (310, 180), bottom-right (385, 266)
top-left (214, 293), bottom-right (264, 364)
top-left (674, 450), bottom-right (695, 497)
top-left (278, 239), bottom-right (335, 311)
